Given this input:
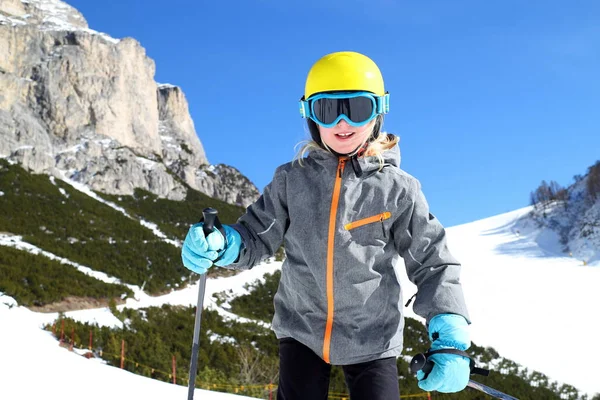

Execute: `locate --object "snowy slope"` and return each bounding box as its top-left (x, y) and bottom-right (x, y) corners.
top-left (445, 207), bottom-right (600, 395)
top-left (1, 206), bottom-right (599, 398)
top-left (0, 295), bottom-right (260, 400)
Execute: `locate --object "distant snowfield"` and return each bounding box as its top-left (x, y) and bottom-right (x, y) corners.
top-left (444, 207), bottom-right (600, 396)
top-left (1, 206), bottom-right (599, 398)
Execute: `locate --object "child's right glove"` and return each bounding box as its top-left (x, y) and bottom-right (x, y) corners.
top-left (417, 313), bottom-right (471, 393)
top-left (181, 223), bottom-right (242, 274)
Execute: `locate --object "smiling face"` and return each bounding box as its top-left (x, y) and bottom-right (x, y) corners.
top-left (318, 118), bottom-right (376, 155)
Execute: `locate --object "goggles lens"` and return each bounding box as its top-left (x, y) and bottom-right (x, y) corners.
top-left (312, 95), bottom-right (375, 126)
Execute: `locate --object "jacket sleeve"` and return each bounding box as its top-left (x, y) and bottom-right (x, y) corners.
top-left (228, 166), bottom-right (289, 270)
top-left (392, 179), bottom-right (470, 323)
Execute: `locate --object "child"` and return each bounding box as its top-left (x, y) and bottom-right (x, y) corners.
top-left (182, 51), bottom-right (471, 400)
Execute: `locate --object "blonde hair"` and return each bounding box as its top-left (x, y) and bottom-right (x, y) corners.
top-left (294, 118), bottom-right (399, 170)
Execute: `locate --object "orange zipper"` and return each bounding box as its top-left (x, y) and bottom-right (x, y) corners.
top-left (344, 212), bottom-right (392, 231)
top-left (323, 157), bottom-right (346, 363)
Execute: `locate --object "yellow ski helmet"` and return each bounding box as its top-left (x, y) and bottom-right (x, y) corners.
top-left (304, 51), bottom-right (386, 99)
top-left (302, 51), bottom-right (388, 151)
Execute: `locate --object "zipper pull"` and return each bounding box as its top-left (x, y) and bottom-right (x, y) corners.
top-left (381, 215), bottom-right (387, 238)
top-left (338, 159), bottom-right (346, 178)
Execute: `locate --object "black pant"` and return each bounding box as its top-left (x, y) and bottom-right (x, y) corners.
top-left (277, 337), bottom-right (400, 400)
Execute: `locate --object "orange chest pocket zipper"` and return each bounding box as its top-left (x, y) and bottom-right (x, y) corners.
top-left (344, 212), bottom-right (392, 231)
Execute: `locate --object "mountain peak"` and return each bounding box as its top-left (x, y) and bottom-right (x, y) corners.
top-left (0, 0), bottom-right (259, 207)
top-left (1, 0), bottom-right (103, 37)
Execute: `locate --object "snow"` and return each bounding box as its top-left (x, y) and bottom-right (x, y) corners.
top-left (0, 233), bottom-right (123, 286)
top-left (158, 83), bottom-right (177, 89)
top-left (0, 258), bottom-right (281, 399)
top-left (33, 0), bottom-right (120, 43)
top-left (112, 259), bottom-right (281, 327)
top-left (196, 164), bottom-right (218, 179)
top-left (0, 13), bottom-right (27, 26)
top-left (0, 293), bottom-right (258, 400)
top-left (1, 156), bottom-right (17, 165)
top-left (57, 143), bottom-right (85, 154)
top-left (569, 197), bottom-right (600, 264)
top-left (392, 206), bottom-right (600, 395)
top-left (444, 207), bottom-right (600, 395)
top-left (136, 156), bottom-right (159, 170)
top-left (139, 219), bottom-right (180, 246)
top-left (160, 132), bottom-right (183, 151)
top-left (95, 138), bottom-right (115, 148)
top-left (1, 205), bottom-right (599, 397)
top-left (56, 169), bottom-right (181, 247)
top-left (0, 0), bottom-right (120, 43)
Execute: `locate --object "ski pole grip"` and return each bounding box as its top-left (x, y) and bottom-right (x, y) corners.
top-left (409, 353), bottom-right (430, 374)
top-left (423, 360), bottom-right (434, 375)
top-left (202, 207), bottom-right (219, 237)
top-left (409, 353), bottom-right (434, 380)
top-left (410, 350), bottom-right (489, 379)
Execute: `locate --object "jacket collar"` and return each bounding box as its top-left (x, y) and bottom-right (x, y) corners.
top-left (307, 134), bottom-right (401, 176)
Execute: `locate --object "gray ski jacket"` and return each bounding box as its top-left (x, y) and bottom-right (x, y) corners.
top-left (230, 139), bottom-right (469, 365)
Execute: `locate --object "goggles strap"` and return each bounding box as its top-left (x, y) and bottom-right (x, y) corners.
top-left (377, 93), bottom-right (390, 114)
top-left (299, 99), bottom-right (310, 118)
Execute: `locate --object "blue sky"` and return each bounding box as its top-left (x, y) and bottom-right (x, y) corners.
top-left (67, 0), bottom-right (600, 227)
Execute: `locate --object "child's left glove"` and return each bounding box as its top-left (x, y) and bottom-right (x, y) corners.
top-left (212, 225), bottom-right (243, 267)
top-left (181, 223), bottom-right (242, 274)
top-left (417, 313), bottom-right (471, 393)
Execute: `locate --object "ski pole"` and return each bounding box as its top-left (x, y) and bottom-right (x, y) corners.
top-left (467, 379), bottom-right (520, 400)
top-left (187, 207), bottom-right (224, 400)
top-left (410, 351), bottom-right (520, 400)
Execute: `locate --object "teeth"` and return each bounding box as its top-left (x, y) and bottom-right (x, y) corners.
top-left (337, 133), bottom-right (353, 137)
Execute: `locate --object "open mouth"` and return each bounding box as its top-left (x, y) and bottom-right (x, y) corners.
top-left (335, 132), bottom-right (355, 139)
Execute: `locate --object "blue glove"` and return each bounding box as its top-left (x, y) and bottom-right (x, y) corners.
top-left (213, 225), bottom-right (243, 267)
top-left (417, 314), bottom-right (471, 393)
top-left (181, 223), bottom-right (242, 274)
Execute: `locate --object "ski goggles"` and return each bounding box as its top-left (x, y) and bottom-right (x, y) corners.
top-left (299, 91), bottom-right (390, 128)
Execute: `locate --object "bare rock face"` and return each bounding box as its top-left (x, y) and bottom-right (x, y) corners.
top-left (158, 85), bottom-right (206, 189)
top-left (0, 0), bottom-right (27, 21)
top-left (0, 0), bottom-right (259, 206)
top-left (199, 164), bottom-right (263, 208)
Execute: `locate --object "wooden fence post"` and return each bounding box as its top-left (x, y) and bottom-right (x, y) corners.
top-left (120, 339), bottom-right (125, 369)
top-left (172, 355), bottom-right (177, 384)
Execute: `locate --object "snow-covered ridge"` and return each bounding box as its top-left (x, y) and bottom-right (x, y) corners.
top-left (527, 175), bottom-right (600, 265)
top-left (158, 83), bottom-right (177, 89)
top-left (54, 171), bottom-right (181, 247)
top-left (0, 0), bottom-right (120, 43)
top-left (0, 233), bottom-right (122, 286)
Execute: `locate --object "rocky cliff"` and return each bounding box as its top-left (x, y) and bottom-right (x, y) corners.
top-left (0, 0), bottom-right (259, 206)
